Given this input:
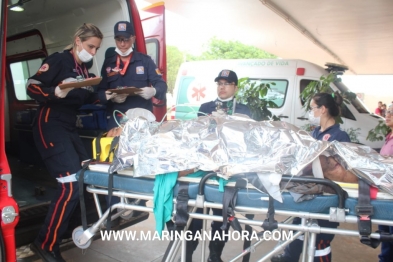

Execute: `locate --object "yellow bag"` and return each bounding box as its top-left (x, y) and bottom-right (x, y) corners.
top-left (92, 133), bottom-right (119, 162)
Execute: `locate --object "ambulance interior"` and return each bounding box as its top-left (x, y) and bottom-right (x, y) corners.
top-left (4, 0), bottom-right (151, 247)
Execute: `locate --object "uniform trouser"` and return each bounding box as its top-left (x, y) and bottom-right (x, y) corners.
top-left (37, 181), bottom-right (79, 252)
top-left (283, 217), bottom-right (337, 262)
top-left (189, 208), bottom-right (230, 242)
top-left (33, 109), bottom-right (89, 252)
top-left (378, 225), bottom-right (393, 262)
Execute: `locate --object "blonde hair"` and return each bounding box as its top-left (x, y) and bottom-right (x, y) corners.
top-left (65, 23), bottom-right (103, 50)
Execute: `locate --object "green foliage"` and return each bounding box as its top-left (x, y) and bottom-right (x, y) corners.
top-left (300, 73), bottom-right (336, 112)
top-left (166, 46), bottom-right (184, 94)
top-left (300, 73), bottom-right (358, 125)
top-left (299, 72), bottom-right (389, 144)
top-left (236, 77), bottom-right (279, 121)
top-left (367, 120), bottom-right (390, 142)
top-left (345, 127), bottom-right (361, 143)
top-left (166, 38), bottom-right (276, 94)
top-left (186, 37), bottom-right (277, 61)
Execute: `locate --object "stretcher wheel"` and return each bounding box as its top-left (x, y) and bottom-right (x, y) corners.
top-left (72, 226), bottom-right (92, 249)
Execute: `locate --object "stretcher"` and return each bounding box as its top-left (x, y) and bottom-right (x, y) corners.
top-left (73, 169), bottom-right (393, 262)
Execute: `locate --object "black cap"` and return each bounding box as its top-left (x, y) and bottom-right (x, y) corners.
top-left (114, 21), bottom-right (134, 38)
top-left (214, 70), bottom-right (238, 85)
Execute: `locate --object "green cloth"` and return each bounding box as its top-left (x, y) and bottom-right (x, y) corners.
top-left (153, 172), bottom-right (178, 236)
top-left (152, 170), bottom-right (230, 236)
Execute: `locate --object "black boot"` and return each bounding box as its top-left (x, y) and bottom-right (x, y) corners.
top-left (207, 240), bottom-right (225, 262)
top-left (185, 239), bottom-right (199, 262)
top-left (270, 253), bottom-right (288, 262)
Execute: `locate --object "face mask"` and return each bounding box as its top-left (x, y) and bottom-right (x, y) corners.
top-left (77, 46), bottom-right (93, 63)
top-left (308, 110), bottom-right (321, 126)
top-left (115, 46), bottom-right (133, 57)
top-left (217, 96), bottom-right (234, 102)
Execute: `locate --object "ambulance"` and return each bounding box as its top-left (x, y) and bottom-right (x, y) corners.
top-left (0, 0), bottom-right (166, 260)
top-left (172, 59), bottom-right (384, 149)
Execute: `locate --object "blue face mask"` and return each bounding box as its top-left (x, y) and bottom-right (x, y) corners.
top-left (308, 110), bottom-right (321, 126)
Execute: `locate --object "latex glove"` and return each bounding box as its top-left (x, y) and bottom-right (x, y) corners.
top-left (111, 94), bottom-right (128, 103)
top-left (135, 86), bottom-right (156, 100)
top-left (55, 86), bottom-right (74, 98)
top-left (105, 91), bottom-right (117, 100)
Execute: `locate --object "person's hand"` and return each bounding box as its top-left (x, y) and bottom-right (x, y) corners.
top-left (55, 86), bottom-right (74, 98)
top-left (135, 87), bottom-right (156, 100)
top-left (111, 94), bottom-right (128, 103)
top-left (105, 91), bottom-right (117, 100)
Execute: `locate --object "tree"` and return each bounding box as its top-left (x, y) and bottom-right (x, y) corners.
top-left (186, 37), bottom-right (276, 61)
top-left (166, 37), bottom-right (277, 94)
top-left (166, 46), bottom-right (184, 94)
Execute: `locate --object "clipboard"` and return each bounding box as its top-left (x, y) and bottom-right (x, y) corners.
top-left (58, 77), bottom-right (102, 89)
top-left (107, 87), bottom-right (140, 95)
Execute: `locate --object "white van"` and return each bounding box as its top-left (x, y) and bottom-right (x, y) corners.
top-left (172, 59), bottom-right (384, 149)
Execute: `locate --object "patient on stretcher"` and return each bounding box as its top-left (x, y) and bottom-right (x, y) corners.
top-left (318, 155), bottom-right (358, 183)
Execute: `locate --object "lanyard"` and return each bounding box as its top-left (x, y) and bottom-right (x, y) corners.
top-left (116, 54), bottom-right (132, 76)
top-left (71, 50), bottom-right (89, 78)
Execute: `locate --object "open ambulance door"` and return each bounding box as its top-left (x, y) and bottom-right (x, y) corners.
top-left (0, 0), bottom-right (19, 261)
top-left (140, 2), bottom-right (167, 122)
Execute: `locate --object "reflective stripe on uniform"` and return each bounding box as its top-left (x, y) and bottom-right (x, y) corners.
top-left (314, 246), bottom-right (331, 257)
top-left (56, 173), bottom-right (77, 183)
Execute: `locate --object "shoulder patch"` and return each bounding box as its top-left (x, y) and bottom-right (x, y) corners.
top-left (38, 63), bottom-right (49, 72)
top-left (155, 68), bottom-right (161, 75)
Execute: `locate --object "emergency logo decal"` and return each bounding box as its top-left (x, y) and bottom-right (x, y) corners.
top-left (136, 66), bottom-right (144, 74)
top-left (220, 70), bottom-right (230, 77)
top-left (192, 86), bottom-right (206, 101)
top-left (106, 67), bottom-right (111, 73)
top-left (155, 68), bottom-right (162, 75)
top-left (187, 80), bottom-right (210, 103)
top-left (38, 63), bottom-right (49, 72)
top-left (322, 134), bottom-right (331, 141)
top-left (118, 23), bottom-right (127, 31)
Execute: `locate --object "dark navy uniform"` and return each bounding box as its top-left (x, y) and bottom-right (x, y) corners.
top-left (97, 51), bottom-right (167, 129)
top-left (282, 124), bottom-right (350, 262)
top-left (191, 99), bottom-right (251, 250)
top-left (312, 124), bottom-right (350, 142)
top-left (198, 99), bottom-right (252, 117)
top-left (27, 49), bottom-right (101, 253)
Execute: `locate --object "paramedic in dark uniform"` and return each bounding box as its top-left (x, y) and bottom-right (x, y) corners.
top-left (97, 21), bottom-right (167, 224)
top-left (26, 23), bottom-right (114, 262)
top-left (198, 71), bottom-right (251, 117)
top-left (97, 21), bottom-right (167, 129)
top-left (272, 92), bottom-right (351, 262)
top-left (191, 70), bottom-right (251, 262)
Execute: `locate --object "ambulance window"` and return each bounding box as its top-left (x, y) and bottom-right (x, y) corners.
top-left (146, 38), bottom-right (158, 65)
top-left (250, 79), bottom-right (288, 108)
top-left (10, 58), bottom-right (43, 101)
top-left (341, 103), bottom-right (356, 120)
top-left (299, 79), bottom-right (315, 106)
top-left (334, 81), bottom-right (369, 114)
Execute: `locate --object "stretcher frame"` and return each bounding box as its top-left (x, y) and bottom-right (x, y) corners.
top-left (73, 171), bottom-right (393, 262)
